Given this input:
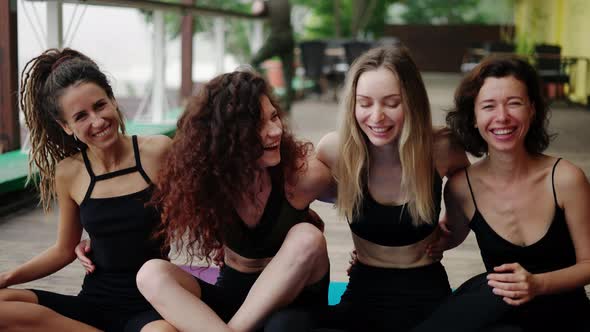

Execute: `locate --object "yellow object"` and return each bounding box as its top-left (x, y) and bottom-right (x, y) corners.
top-left (515, 0), bottom-right (590, 104)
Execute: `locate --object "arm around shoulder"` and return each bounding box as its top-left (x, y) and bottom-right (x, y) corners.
top-left (441, 171), bottom-right (472, 250)
top-left (433, 127), bottom-right (470, 178)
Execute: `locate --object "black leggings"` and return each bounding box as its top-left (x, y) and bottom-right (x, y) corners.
top-left (412, 272), bottom-right (590, 332)
top-left (314, 262), bottom-right (452, 332)
top-left (197, 264), bottom-right (329, 332)
top-left (31, 289), bottom-right (162, 332)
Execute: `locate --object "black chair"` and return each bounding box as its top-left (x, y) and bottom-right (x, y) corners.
top-left (534, 44), bottom-right (570, 101)
top-left (342, 40), bottom-right (373, 66)
top-left (299, 40), bottom-right (327, 94)
top-left (482, 41), bottom-right (515, 53)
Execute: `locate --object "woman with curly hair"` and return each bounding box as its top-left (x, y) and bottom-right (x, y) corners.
top-left (0, 48), bottom-right (175, 331)
top-left (412, 56), bottom-right (590, 331)
top-left (314, 45), bottom-right (469, 332)
top-left (134, 70), bottom-right (332, 332)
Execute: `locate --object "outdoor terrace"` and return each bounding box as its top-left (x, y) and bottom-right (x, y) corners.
top-left (1, 73), bottom-right (589, 298)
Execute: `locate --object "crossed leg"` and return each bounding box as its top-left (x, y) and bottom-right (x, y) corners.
top-left (137, 222), bottom-right (329, 332)
top-left (0, 289), bottom-right (102, 332)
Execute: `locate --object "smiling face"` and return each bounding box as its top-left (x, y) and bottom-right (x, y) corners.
top-left (354, 67), bottom-right (405, 149)
top-left (58, 82), bottom-right (121, 148)
top-left (474, 76), bottom-right (534, 154)
top-left (257, 94), bottom-right (283, 168)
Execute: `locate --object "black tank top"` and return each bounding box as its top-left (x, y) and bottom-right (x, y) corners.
top-left (79, 135), bottom-right (165, 273)
top-left (222, 167), bottom-right (309, 259)
top-left (349, 173), bottom-right (442, 247)
top-left (466, 158), bottom-right (576, 274)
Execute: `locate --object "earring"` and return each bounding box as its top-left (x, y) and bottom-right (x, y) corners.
top-left (73, 134), bottom-right (79, 142)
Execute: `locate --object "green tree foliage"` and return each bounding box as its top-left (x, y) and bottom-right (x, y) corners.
top-left (292, 0), bottom-right (398, 39)
top-left (399, 0), bottom-right (507, 25)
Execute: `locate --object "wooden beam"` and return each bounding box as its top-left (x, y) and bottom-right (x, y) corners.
top-left (180, 0), bottom-right (194, 101)
top-left (58, 0), bottom-right (262, 20)
top-left (0, 0), bottom-right (20, 152)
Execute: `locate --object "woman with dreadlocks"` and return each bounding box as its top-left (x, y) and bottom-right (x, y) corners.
top-left (0, 48), bottom-right (175, 332)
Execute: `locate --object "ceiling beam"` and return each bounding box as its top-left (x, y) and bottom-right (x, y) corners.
top-left (49, 0), bottom-right (262, 20)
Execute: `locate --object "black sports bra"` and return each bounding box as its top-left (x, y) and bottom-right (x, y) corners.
top-left (222, 167), bottom-right (309, 259)
top-left (349, 173), bottom-right (442, 247)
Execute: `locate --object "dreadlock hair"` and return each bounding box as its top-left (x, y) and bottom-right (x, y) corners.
top-left (20, 48), bottom-right (125, 211)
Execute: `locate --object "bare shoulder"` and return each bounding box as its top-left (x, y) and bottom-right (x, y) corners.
top-left (433, 127), bottom-right (469, 177)
top-left (55, 154), bottom-right (84, 189)
top-left (138, 135), bottom-right (172, 156)
top-left (136, 135), bottom-right (172, 183)
top-left (316, 131), bottom-right (339, 169)
top-left (553, 158), bottom-right (589, 199)
top-left (446, 166), bottom-right (470, 201)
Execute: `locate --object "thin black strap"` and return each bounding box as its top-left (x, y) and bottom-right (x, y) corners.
top-left (551, 158), bottom-right (563, 206)
top-left (81, 148), bottom-right (96, 202)
top-left (95, 166), bottom-right (138, 181)
top-left (464, 168), bottom-right (479, 211)
top-left (132, 135), bottom-right (152, 184)
top-left (81, 148), bottom-right (95, 178)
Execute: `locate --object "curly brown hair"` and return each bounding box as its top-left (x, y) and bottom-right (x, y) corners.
top-left (447, 55), bottom-right (552, 157)
top-left (152, 71), bottom-right (311, 264)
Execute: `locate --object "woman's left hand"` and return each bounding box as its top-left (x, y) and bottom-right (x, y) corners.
top-left (487, 263), bottom-right (543, 306)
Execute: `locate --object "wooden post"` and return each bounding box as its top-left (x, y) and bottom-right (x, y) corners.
top-left (0, 0), bottom-right (20, 152)
top-left (180, 0), bottom-right (194, 101)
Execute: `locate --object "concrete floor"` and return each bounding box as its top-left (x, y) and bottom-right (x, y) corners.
top-left (1, 73), bottom-right (589, 296)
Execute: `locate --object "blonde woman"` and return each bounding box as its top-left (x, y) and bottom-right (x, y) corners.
top-left (315, 45), bottom-right (469, 332)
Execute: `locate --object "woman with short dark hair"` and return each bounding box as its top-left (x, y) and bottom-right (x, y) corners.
top-left (415, 56), bottom-right (590, 331)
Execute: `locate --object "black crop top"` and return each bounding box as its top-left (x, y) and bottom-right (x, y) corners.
top-left (466, 158), bottom-right (577, 274)
top-left (349, 173), bottom-right (442, 247)
top-left (79, 136), bottom-right (165, 273)
top-left (222, 167), bottom-right (309, 259)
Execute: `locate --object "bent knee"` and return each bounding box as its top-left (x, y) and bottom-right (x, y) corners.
top-left (136, 259), bottom-right (174, 299)
top-left (285, 223), bottom-right (327, 259)
top-left (0, 301), bottom-right (48, 329)
top-left (140, 319), bottom-right (178, 332)
top-left (0, 289), bottom-right (38, 303)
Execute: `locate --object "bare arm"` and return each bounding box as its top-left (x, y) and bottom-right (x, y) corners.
top-left (487, 160), bottom-right (590, 305)
top-left (535, 161), bottom-right (590, 294)
top-left (441, 173), bottom-right (472, 250)
top-left (433, 127), bottom-right (470, 178)
top-left (0, 161), bottom-right (83, 287)
top-left (314, 131), bottom-right (339, 203)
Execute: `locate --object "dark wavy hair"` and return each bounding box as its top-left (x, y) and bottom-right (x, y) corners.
top-left (151, 70), bottom-right (311, 264)
top-left (447, 56), bottom-right (552, 157)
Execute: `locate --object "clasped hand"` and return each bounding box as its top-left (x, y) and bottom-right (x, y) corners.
top-left (487, 262), bottom-right (542, 306)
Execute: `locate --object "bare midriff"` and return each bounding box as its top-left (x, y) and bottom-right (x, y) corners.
top-left (352, 231), bottom-right (437, 269)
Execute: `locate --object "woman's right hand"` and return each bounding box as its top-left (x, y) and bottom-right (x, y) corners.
top-left (75, 239), bottom-right (95, 274)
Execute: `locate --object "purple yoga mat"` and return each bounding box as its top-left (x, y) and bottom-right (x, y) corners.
top-left (179, 265), bottom-right (220, 284)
